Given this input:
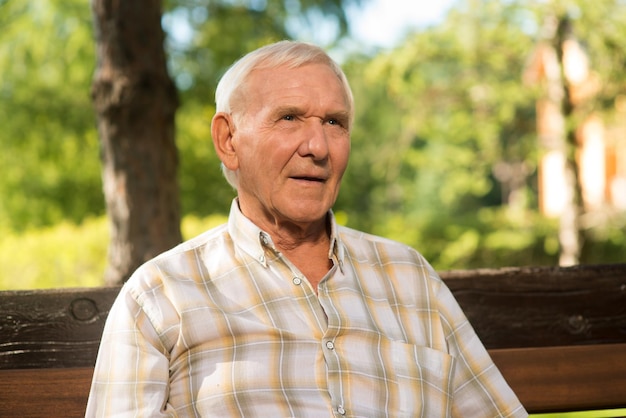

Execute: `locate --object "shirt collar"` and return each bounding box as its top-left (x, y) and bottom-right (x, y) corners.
top-left (227, 198), bottom-right (344, 270)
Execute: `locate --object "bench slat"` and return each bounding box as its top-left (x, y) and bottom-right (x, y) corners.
top-left (0, 286), bottom-right (119, 369)
top-left (445, 264), bottom-right (626, 349)
top-left (1, 264), bottom-right (625, 414)
top-left (1, 345), bottom-right (626, 415)
top-left (0, 367), bottom-right (93, 418)
top-left (1, 264), bottom-right (625, 369)
top-left (490, 343), bottom-right (626, 412)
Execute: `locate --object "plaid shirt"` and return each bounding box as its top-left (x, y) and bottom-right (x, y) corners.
top-left (87, 200), bottom-right (527, 417)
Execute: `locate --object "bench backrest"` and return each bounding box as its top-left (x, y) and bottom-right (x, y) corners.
top-left (1, 264), bottom-right (625, 416)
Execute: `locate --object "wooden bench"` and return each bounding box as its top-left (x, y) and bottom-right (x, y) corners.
top-left (1, 264), bottom-right (625, 417)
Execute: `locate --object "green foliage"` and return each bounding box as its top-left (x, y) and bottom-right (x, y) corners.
top-left (338, 0), bottom-right (537, 265)
top-left (176, 101), bottom-right (237, 215)
top-left (165, 0), bottom-right (360, 98)
top-left (2, 208), bottom-right (621, 290)
top-left (337, 0), bottom-right (626, 270)
top-left (0, 214), bottom-right (227, 290)
top-left (0, 1), bottom-right (103, 231)
top-left (530, 408), bottom-right (626, 418)
top-left (0, 218), bottom-right (108, 290)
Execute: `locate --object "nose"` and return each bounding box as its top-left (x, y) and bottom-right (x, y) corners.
top-left (298, 119), bottom-right (329, 161)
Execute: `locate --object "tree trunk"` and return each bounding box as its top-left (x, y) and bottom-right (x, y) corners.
top-left (91, 0), bottom-right (182, 285)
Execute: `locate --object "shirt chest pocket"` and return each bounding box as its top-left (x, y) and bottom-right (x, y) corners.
top-left (389, 341), bottom-right (455, 417)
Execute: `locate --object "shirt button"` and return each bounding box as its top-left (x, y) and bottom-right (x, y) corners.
top-left (325, 341), bottom-right (335, 350)
top-left (258, 255), bottom-right (265, 263)
top-left (292, 277), bottom-right (302, 285)
top-left (337, 406), bottom-right (346, 415)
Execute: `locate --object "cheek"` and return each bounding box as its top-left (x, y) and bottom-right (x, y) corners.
top-left (261, 140), bottom-right (298, 167)
top-left (240, 142), bottom-right (289, 186)
top-left (332, 139), bottom-right (351, 174)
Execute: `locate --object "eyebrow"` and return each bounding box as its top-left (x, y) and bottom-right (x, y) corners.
top-left (272, 105), bottom-right (350, 122)
top-left (326, 111), bottom-right (351, 123)
top-left (272, 105), bottom-right (304, 117)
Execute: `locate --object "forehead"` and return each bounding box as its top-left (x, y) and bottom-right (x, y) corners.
top-left (244, 63), bottom-right (349, 109)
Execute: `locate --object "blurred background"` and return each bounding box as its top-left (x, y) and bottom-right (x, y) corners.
top-left (1, 0), bottom-right (625, 289)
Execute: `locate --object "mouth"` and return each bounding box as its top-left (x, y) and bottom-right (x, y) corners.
top-left (291, 176), bottom-right (326, 183)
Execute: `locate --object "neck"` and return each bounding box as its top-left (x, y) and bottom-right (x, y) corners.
top-left (236, 199), bottom-right (334, 289)
top-left (272, 218), bottom-right (329, 252)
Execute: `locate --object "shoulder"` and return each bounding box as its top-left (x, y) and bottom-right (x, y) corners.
top-left (125, 223), bottom-right (230, 297)
top-left (336, 226), bottom-right (450, 314)
top-left (111, 224), bottom-right (230, 337)
top-left (157, 223), bottom-right (230, 262)
top-left (337, 225), bottom-right (443, 286)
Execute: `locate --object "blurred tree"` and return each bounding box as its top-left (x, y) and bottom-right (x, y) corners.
top-left (339, 0), bottom-right (541, 268)
top-left (524, 0), bottom-right (626, 265)
top-left (2, 0), bottom-right (624, 288)
top-left (0, 1), bottom-right (102, 231)
top-left (91, 0), bottom-right (182, 285)
top-left (339, 0), bottom-right (626, 269)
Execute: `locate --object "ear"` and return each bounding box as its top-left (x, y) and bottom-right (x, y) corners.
top-left (211, 112), bottom-right (239, 171)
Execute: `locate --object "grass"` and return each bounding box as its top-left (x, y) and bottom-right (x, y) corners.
top-left (530, 409), bottom-right (626, 417)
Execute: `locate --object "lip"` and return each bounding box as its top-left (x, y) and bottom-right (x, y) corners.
top-left (289, 169), bottom-right (329, 182)
top-left (290, 175), bottom-right (327, 183)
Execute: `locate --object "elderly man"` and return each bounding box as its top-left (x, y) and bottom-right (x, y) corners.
top-left (86, 40), bottom-right (527, 417)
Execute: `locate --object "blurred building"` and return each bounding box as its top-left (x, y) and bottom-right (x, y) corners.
top-left (524, 22), bottom-right (626, 218)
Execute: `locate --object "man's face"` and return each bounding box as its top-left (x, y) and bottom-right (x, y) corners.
top-left (231, 63), bottom-right (351, 229)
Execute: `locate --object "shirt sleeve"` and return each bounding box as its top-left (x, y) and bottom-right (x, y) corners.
top-left (85, 283), bottom-right (176, 417)
top-left (435, 279), bottom-right (528, 418)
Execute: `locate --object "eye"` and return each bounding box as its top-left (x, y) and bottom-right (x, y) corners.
top-left (326, 117), bottom-right (346, 128)
top-left (282, 114), bottom-right (295, 121)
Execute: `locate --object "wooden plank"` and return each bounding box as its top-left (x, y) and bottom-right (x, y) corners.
top-left (0, 286), bottom-right (120, 369)
top-left (0, 265), bottom-right (624, 414)
top-left (443, 264), bottom-right (626, 348)
top-left (1, 345), bottom-right (625, 415)
top-left (1, 264), bottom-right (625, 369)
top-left (0, 367), bottom-right (93, 418)
top-left (490, 343), bottom-right (626, 413)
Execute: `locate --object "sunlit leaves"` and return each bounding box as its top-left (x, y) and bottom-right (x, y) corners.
top-left (339, 0), bottom-right (626, 268)
top-left (0, 0), bottom-right (101, 231)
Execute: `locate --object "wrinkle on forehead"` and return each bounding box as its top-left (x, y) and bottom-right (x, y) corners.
top-left (234, 63), bottom-right (351, 122)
